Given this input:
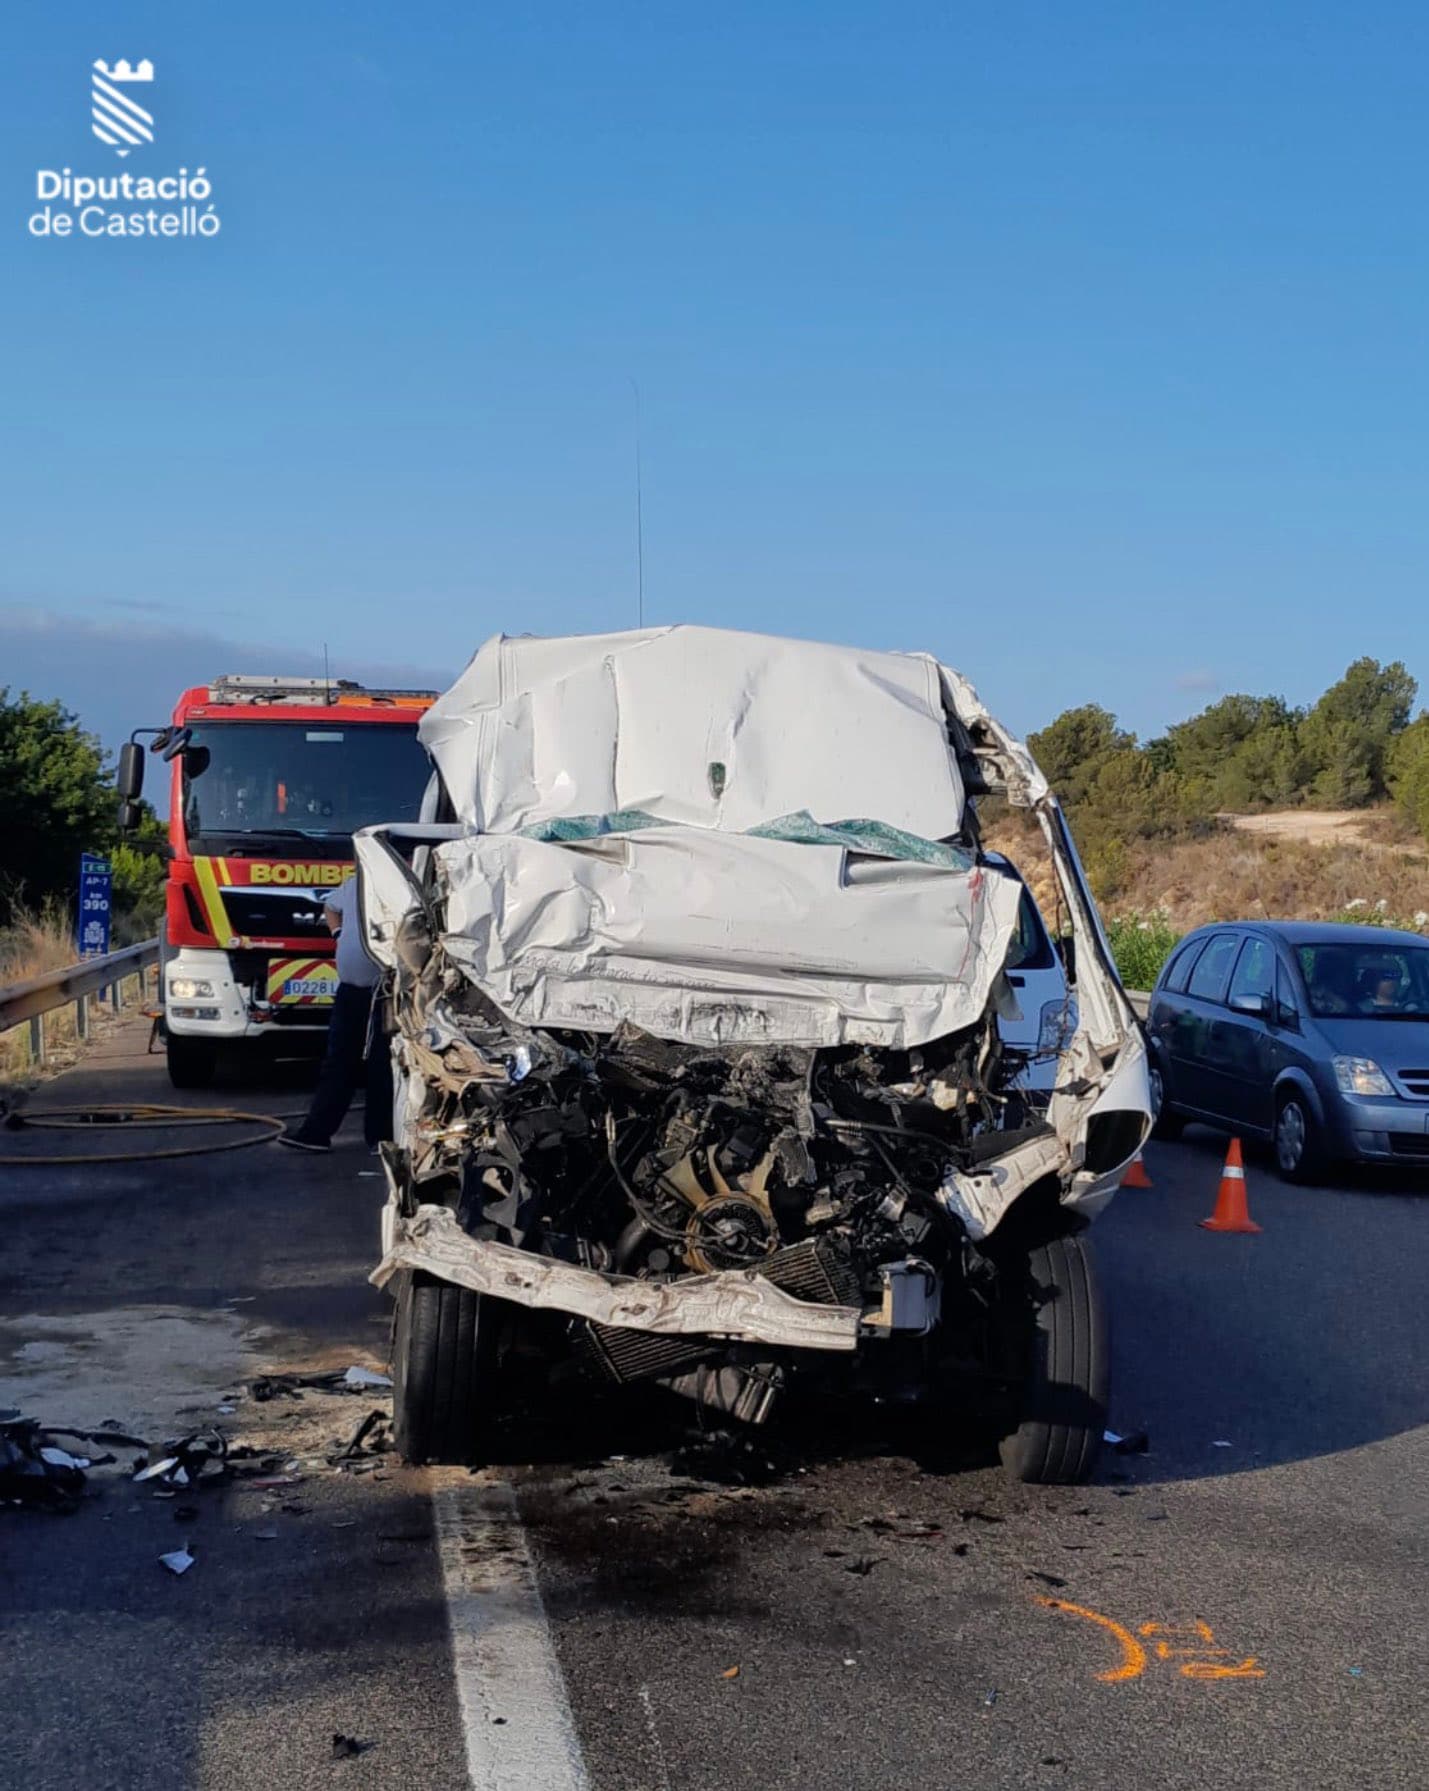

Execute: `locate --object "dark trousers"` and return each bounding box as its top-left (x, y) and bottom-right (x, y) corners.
top-left (294, 982), bottom-right (393, 1147)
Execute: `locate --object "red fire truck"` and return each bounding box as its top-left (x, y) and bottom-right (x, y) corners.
top-left (117, 675), bottom-right (436, 1087)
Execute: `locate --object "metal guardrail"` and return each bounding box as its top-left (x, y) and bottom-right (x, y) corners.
top-left (0, 938), bottom-right (160, 1069)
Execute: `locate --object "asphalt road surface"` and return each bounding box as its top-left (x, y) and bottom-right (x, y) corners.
top-left (2, 1019), bottom-right (1425, 1790)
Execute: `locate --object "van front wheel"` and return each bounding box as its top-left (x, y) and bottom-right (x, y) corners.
top-left (998, 1233), bottom-right (1110, 1485)
top-left (391, 1271), bottom-right (492, 1465)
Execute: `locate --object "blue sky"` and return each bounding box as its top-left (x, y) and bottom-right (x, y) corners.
top-left (3, 2), bottom-right (1427, 758)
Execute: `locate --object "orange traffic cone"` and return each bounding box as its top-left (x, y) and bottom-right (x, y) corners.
top-left (1121, 1154), bottom-right (1153, 1189)
top-left (1199, 1138), bottom-right (1261, 1234)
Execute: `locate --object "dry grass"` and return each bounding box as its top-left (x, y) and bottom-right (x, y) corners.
top-left (982, 803), bottom-right (1429, 938)
top-left (1, 906), bottom-right (92, 1088)
top-left (1116, 831), bottom-right (1429, 933)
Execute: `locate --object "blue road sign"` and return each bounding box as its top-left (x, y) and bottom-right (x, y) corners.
top-left (78, 852), bottom-right (112, 958)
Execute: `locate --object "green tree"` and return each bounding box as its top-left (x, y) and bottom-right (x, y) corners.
top-left (1300, 658), bottom-right (1417, 807)
top-left (0, 689), bottom-right (115, 928)
top-left (1027, 705), bottom-right (1135, 809)
top-left (1389, 714), bottom-right (1429, 843)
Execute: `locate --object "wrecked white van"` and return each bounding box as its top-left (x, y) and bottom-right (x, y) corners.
top-left (355, 627), bottom-right (1150, 1484)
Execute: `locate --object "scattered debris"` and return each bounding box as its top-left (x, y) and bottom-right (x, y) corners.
top-left (960, 1506), bottom-right (1005, 1525)
top-left (846, 1556), bottom-right (885, 1576)
top-left (133, 1429), bottom-right (228, 1491)
top-left (720, 1666), bottom-right (741, 1681)
top-left (250, 1367), bottom-right (394, 1403)
top-left (331, 1734), bottom-right (369, 1760)
top-left (159, 1546), bottom-right (195, 1575)
top-left (1211, 1440), bottom-right (1233, 1449)
top-left (1103, 1429), bottom-right (1149, 1454)
top-left (254, 1528), bottom-right (280, 1541)
top-left (334, 1410), bottom-right (393, 1466)
top-left (1026, 1570), bottom-right (1068, 1589)
top-left (983, 1689), bottom-right (998, 1708)
top-left (341, 1365), bottom-right (393, 1390)
top-left (38, 1445), bottom-right (89, 1471)
top-left (1, 1418), bottom-right (88, 1513)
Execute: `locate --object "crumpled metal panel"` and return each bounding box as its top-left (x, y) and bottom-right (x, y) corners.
top-left (371, 1203), bottom-right (864, 1351)
top-left (431, 829), bottom-right (1023, 1049)
top-left (419, 626), bottom-right (967, 841)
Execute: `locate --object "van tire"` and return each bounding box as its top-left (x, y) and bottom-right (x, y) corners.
top-left (166, 1035), bottom-right (217, 1089)
top-left (999, 1234), bottom-right (1109, 1486)
top-left (392, 1271), bottom-right (490, 1465)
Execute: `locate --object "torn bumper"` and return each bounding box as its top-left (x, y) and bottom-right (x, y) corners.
top-left (371, 1202), bottom-right (944, 1353)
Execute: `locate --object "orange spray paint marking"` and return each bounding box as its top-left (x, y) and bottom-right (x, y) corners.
top-left (1181, 1658), bottom-right (1265, 1680)
top-left (1034, 1597), bottom-right (1148, 1683)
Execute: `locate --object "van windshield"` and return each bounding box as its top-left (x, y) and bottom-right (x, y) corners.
top-left (1297, 942), bottom-right (1429, 1019)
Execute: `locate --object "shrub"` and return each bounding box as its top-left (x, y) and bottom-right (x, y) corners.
top-left (1105, 911), bottom-right (1182, 990)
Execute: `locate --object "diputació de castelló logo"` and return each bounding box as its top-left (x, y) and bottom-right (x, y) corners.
top-left (28, 57), bottom-right (222, 239)
top-left (91, 58), bottom-right (154, 156)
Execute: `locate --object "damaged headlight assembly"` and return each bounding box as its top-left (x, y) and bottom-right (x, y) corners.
top-left (354, 626), bottom-right (1152, 1485)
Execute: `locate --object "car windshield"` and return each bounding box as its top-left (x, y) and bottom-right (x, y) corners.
top-left (1297, 941), bottom-right (1429, 1019)
top-left (180, 722), bottom-right (430, 844)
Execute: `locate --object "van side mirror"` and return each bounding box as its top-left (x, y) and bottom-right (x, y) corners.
top-left (117, 740), bottom-right (144, 800)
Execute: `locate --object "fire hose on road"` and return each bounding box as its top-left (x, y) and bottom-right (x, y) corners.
top-left (0, 1103), bottom-right (286, 1166)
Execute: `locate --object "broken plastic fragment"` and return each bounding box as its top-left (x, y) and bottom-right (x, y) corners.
top-left (39, 1446), bottom-right (89, 1470)
top-left (159, 1547), bottom-right (195, 1575)
top-left (134, 1456), bottom-right (179, 1482)
top-left (341, 1365), bottom-right (394, 1389)
top-left (720, 1665), bottom-right (740, 1680)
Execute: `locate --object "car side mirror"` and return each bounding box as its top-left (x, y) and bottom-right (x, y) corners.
top-left (1228, 991), bottom-right (1271, 1018)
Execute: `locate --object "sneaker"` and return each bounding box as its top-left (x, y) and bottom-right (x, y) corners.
top-left (277, 1132), bottom-right (330, 1154)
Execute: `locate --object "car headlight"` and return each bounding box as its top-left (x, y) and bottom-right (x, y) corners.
top-left (1333, 1056), bottom-right (1395, 1097)
top-left (169, 976), bottom-right (216, 1000)
top-left (1038, 997), bottom-right (1079, 1054)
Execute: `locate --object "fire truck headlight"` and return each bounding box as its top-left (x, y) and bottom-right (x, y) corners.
top-left (170, 976), bottom-right (216, 1000)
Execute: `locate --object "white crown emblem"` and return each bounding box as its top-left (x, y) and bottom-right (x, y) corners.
top-left (92, 57), bottom-right (155, 157)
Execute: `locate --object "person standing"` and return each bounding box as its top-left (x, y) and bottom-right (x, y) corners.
top-left (277, 873), bottom-right (393, 1153)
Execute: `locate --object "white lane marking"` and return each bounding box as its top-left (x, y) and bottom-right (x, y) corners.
top-left (433, 1479), bottom-right (590, 1791)
top-left (637, 1685), bottom-right (674, 1791)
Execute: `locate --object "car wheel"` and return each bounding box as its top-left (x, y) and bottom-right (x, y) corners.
top-left (1148, 1061), bottom-right (1184, 1141)
top-left (999, 1234), bottom-right (1110, 1486)
top-left (166, 1035), bottom-right (217, 1089)
top-left (391, 1270), bottom-right (493, 1464)
top-left (1274, 1091), bottom-right (1322, 1185)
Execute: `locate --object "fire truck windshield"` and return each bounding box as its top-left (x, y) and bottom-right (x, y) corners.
top-left (180, 722), bottom-right (430, 847)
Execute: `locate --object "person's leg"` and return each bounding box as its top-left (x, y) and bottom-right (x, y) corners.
top-left (363, 1004), bottom-right (394, 1147)
top-left (286, 984), bottom-right (372, 1148)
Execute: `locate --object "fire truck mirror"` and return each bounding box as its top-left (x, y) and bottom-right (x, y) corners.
top-left (117, 741), bottom-right (145, 800)
top-left (117, 799), bottom-right (143, 834)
